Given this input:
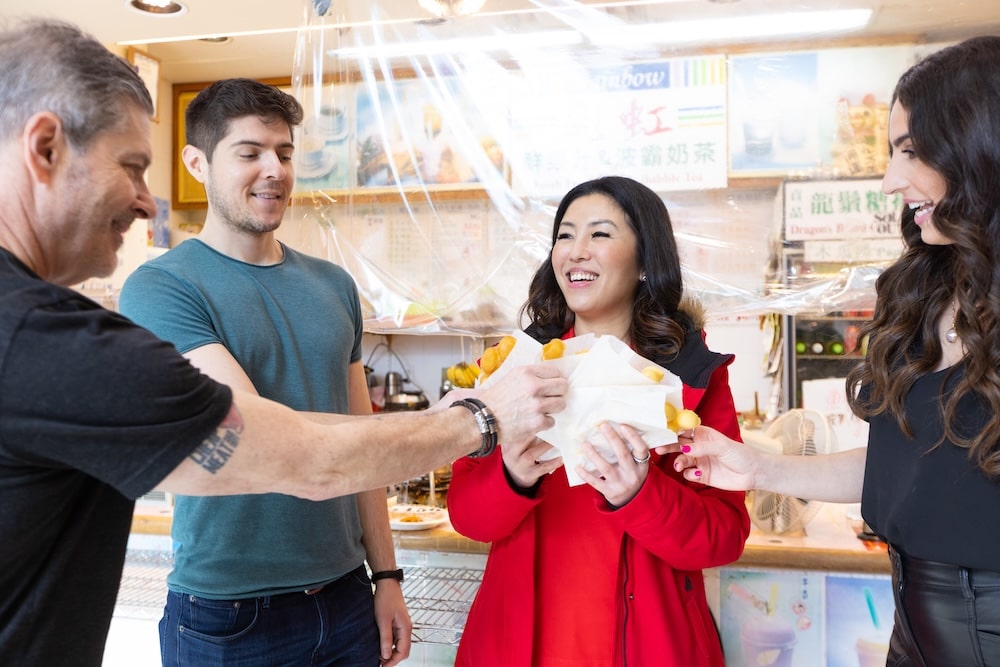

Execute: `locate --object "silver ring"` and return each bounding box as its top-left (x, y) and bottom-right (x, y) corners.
top-left (631, 450), bottom-right (651, 464)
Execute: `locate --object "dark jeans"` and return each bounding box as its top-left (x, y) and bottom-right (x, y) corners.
top-left (887, 547), bottom-right (1000, 667)
top-left (159, 565), bottom-right (379, 667)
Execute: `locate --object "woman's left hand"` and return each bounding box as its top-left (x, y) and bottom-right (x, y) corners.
top-left (575, 422), bottom-right (651, 507)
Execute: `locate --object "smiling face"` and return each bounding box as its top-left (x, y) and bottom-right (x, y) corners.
top-left (49, 104), bottom-right (156, 284)
top-left (551, 192), bottom-right (641, 337)
top-left (194, 115), bottom-right (295, 236)
top-left (882, 103), bottom-right (952, 246)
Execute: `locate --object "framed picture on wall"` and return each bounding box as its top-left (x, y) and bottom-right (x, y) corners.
top-left (353, 74), bottom-right (507, 197)
top-left (127, 47), bottom-right (160, 123)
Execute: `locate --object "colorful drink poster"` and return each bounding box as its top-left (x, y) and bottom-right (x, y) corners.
top-left (720, 568), bottom-right (824, 667)
top-left (825, 574), bottom-right (893, 667)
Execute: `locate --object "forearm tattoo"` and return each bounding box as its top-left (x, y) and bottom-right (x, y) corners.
top-left (189, 404), bottom-right (244, 474)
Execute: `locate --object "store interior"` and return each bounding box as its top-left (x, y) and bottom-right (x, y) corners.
top-left (13, 1), bottom-right (1000, 665)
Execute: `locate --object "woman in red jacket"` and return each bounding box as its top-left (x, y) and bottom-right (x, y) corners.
top-left (448, 175), bottom-right (750, 666)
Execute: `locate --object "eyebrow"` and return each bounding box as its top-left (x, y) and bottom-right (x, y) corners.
top-left (560, 219), bottom-right (618, 228)
top-left (890, 133), bottom-right (911, 149)
top-left (228, 139), bottom-right (296, 151)
top-left (123, 151), bottom-right (152, 170)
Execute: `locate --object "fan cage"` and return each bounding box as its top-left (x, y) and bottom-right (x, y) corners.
top-left (747, 409), bottom-right (834, 534)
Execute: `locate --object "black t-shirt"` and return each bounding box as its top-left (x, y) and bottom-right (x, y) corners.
top-left (0, 249), bottom-right (233, 665)
top-left (862, 366), bottom-right (999, 570)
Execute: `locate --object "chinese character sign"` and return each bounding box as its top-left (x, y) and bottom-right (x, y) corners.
top-left (509, 56), bottom-right (728, 197)
top-left (784, 179), bottom-right (903, 241)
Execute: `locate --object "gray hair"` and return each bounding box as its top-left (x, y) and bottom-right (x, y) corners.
top-left (0, 18), bottom-right (154, 149)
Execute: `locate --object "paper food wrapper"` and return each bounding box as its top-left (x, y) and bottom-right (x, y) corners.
top-left (483, 331), bottom-right (684, 486)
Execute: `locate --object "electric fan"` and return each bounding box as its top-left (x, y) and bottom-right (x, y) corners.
top-left (741, 408), bottom-right (835, 535)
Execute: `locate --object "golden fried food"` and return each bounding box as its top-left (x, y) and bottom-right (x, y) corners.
top-left (641, 365), bottom-right (665, 383)
top-left (664, 403), bottom-right (700, 432)
top-left (664, 402), bottom-right (679, 429)
top-left (497, 335), bottom-right (517, 359)
top-left (480, 346), bottom-right (502, 375)
top-left (676, 409), bottom-right (701, 431)
top-left (667, 410), bottom-right (701, 433)
top-left (477, 335), bottom-right (518, 384)
top-left (541, 338), bottom-right (566, 360)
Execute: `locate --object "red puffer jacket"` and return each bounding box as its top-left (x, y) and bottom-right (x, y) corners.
top-left (449, 322), bottom-right (750, 667)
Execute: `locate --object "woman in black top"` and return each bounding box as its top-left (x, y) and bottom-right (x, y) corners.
top-left (634, 35), bottom-right (1000, 666)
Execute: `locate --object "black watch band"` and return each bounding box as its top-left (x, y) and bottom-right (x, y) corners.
top-left (451, 398), bottom-right (498, 458)
top-left (370, 568), bottom-right (404, 584)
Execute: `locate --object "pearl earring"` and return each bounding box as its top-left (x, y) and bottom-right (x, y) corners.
top-left (639, 273), bottom-right (647, 282)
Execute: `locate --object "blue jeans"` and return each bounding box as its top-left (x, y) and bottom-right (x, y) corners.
top-left (159, 565), bottom-right (379, 666)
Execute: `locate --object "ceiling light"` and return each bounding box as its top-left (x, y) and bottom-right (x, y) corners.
top-left (330, 29), bottom-right (581, 59)
top-left (417, 0), bottom-right (486, 19)
top-left (127, 0), bottom-right (187, 16)
top-left (592, 9), bottom-right (872, 46)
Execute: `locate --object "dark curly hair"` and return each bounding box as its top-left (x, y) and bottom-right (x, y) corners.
top-left (846, 36), bottom-right (1000, 478)
top-left (520, 176), bottom-right (691, 365)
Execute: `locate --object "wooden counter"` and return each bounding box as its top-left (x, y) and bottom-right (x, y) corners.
top-left (133, 501), bottom-right (888, 573)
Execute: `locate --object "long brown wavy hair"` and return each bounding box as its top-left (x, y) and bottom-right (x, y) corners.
top-left (846, 36), bottom-right (1000, 478)
top-left (520, 176), bottom-right (691, 365)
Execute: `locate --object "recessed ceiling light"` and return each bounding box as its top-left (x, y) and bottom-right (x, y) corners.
top-left (127, 0), bottom-right (187, 16)
top-left (199, 36), bottom-right (232, 44)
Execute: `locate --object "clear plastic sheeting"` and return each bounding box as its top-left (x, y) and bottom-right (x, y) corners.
top-left (276, 0), bottom-right (987, 334)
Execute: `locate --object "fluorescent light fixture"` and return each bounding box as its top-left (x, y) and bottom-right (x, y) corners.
top-left (329, 29), bottom-right (582, 59)
top-left (591, 9), bottom-right (873, 46)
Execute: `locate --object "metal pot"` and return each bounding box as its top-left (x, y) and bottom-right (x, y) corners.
top-left (384, 371), bottom-right (403, 397)
top-left (383, 390), bottom-right (429, 411)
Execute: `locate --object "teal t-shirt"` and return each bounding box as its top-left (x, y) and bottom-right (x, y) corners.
top-left (120, 239), bottom-right (366, 597)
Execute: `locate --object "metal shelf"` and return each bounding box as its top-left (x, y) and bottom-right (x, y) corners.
top-left (402, 565), bottom-right (482, 646)
top-left (114, 551), bottom-right (482, 647)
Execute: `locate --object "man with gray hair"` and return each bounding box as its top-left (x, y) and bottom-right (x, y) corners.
top-left (0, 18), bottom-right (566, 666)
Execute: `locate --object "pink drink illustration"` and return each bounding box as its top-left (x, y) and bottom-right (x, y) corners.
top-left (729, 583), bottom-right (797, 667)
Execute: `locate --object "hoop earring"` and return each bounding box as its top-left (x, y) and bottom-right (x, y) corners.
top-left (639, 273), bottom-right (647, 282)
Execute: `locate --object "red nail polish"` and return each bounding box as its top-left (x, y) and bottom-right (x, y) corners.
top-left (694, 470), bottom-right (702, 477)
top-left (681, 445), bottom-right (691, 453)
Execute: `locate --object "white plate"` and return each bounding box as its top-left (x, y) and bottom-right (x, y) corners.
top-left (306, 117), bottom-right (349, 142)
top-left (297, 146), bottom-right (339, 179)
top-left (388, 504), bottom-right (448, 531)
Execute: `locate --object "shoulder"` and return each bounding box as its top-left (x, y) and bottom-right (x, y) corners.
top-left (667, 298), bottom-right (734, 389)
top-left (282, 246), bottom-right (354, 282)
top-left (123, 240), bottom-right (206, 289)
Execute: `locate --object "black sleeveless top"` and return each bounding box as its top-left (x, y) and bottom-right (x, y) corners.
top-left (862, 366), bottom-right (999, 570)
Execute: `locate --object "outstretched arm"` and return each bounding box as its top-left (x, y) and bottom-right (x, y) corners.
top-left (666, 425), bottom-right (867, 503)
top-left (156, 363), bottom-right (567, 501)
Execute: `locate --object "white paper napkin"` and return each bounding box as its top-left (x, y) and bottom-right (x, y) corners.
top-left (483, 333), bottom-right (684, 486)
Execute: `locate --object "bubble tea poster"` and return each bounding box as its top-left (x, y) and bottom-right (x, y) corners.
top-left (825, 574), bottom-right (893, 667)
top-left (719, 568), bottom-right (823, 667)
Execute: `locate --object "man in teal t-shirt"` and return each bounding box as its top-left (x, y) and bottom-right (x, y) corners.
top-left (120, 79), bottom-right (411, 666)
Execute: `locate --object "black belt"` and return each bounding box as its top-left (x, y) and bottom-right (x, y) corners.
top-left (892, 547), bottom-right (1000, 587)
